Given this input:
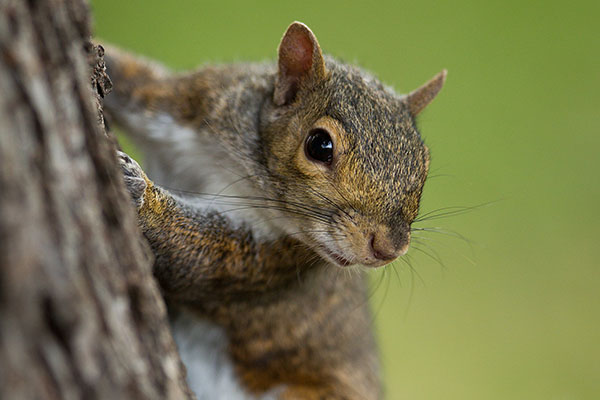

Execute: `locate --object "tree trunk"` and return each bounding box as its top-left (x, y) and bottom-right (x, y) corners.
top-left (0, 1), bottom-right (194, 398)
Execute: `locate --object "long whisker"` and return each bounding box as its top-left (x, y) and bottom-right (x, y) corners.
top-left (313, 169), bottom-right (360, 215)
top-left (157, 187), bottom-right (336, 225)
top-left (411, 226), bottom-right (474, 245)
top-left (305, 185), bottom-right (355, 222)
top-left (397, 258), bottom-right (416, 321)
top-left (414, 200), bottom-right (501, 223)
top-left (207, 173), bottom-right (259, 207)
top-left (411, 234), bottom-right (476, 265)
top-left (410, 244), bottom-right (447, 271)
top-left (372, 265), bottom-right (392, 320)
top-left (211, 204), bottom-right (332, 224)
top-left (397, 254), bottom-right (425, 287)
top-left (367, 267), bottom-right (388, 302)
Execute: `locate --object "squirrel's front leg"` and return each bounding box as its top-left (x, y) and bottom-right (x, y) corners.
top-left (117, 151), bottom-right (310, 303)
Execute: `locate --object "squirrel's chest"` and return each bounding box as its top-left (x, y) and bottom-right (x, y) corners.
top-left (170, 309), bottom-right (282, 400)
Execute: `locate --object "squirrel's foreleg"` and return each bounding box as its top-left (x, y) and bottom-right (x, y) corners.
top-left (117, 151), bottom-right (309, 303)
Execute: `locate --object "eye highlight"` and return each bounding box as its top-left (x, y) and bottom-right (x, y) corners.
top-left (305, 128), bottom-right (334, 165)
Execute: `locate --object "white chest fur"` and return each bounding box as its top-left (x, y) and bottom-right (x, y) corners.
top-left (170, 310), bottom-right (251, 400)
top-left (122, 112), bottom-right (284, 241)
top-left (171, 310), bottom-right (282, 400)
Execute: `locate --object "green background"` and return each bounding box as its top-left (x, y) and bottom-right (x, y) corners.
top-left (92, 0), bottom-right (600, 398)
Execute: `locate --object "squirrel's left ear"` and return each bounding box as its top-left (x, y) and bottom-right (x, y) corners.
top-left (405, 70), bottom-right (447, 116)
top-left (274, 22), bottom-right (326, 106)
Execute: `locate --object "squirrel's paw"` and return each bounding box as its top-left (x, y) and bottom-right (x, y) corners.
top-left (117, 151), bottom-right (147, 209)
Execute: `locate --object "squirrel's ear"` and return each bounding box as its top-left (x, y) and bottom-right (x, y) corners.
top-left (274, 22), bottom-right (326, 106)
top-left (405, 70), bottom-right (447, 116)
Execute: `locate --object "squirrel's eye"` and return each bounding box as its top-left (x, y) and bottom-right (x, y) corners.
top-left (305, 128), bottom-right (334, 165)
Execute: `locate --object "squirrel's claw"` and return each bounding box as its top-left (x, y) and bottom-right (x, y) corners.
top-left (117, 150), bottom-right (147, 210)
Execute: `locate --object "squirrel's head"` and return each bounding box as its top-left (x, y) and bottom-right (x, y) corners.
top-left (260, 22), bottom-right (446, 268)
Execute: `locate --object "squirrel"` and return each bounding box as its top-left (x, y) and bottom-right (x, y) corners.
top-left (104, 22), bottom-right (446, 400)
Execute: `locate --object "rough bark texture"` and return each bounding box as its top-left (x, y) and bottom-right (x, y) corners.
top-left (0, 0), bottom-right (194, 399)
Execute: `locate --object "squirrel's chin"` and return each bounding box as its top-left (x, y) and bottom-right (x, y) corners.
top-left (315, 246), bottom-right (354, 267)
top-left (317, 245), bottom-right (397, 269)
top-left (328, 253), bottom-right (353, 267)
top-left (312, 242), bottom-right (400, 269)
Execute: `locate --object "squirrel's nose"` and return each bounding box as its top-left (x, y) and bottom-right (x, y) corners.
top-left (368, 229), bottom-right (410, 264)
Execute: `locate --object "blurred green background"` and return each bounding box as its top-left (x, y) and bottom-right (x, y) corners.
top-left (92, 0), bottom-right (600, 398)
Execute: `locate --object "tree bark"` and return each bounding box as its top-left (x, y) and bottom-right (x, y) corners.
top-left (0, 1), bottom-right (194, 399)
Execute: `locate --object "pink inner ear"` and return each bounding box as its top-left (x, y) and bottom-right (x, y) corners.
top-left (281, 30), bottom-right (314, 77)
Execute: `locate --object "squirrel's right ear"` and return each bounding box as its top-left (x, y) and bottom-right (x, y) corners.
top-left (274, 22), bottom-right (326, 106)
top-left (405, 70), bottom-right (447, 116)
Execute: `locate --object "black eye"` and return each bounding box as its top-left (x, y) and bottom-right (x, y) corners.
top-left (305, 128), bottom-right (334, 165)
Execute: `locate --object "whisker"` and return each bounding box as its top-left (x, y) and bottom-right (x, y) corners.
top-left (412, 235), bottom-right (476, 266)
top-left (372, 266), bottom-right (392, 320)
top-left (305, 185), bottom-right (355, 223)
top-left (367, 267), bottom-right (388, 302)
top-left (398, 260), bottom-right (416, 321)
top-left (314, 170), bottom-right (360, 215)
top-left (411, 226), bottom-right (474, 245)
top-left (207, 174), bottom-right (259, 207)
top-left (426, 173), bottom-right (454, 180)
top-left (398, 254), bottom-right (425, 287)
top-left (208, 204), bottom-right (332, 225)
top-left (414, 200), bottom-right (501, 223)
top-left (410, 244), bottom-right (447, 271)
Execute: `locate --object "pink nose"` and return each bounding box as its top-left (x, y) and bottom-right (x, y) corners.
top-left (369, 230), bottom-right (410, 262)
top-left (370, 235), bottom-right (396, 261)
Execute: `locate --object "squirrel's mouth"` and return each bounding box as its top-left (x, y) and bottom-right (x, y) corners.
top-left (330, 252), bottom-right (352, 267)
top-left (317, 246), bottom-right (353, 267)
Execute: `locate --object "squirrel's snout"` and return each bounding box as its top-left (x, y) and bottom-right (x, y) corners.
top-left (369, 234), bottom-right (396, 261)
top-left (365, 228), bottom-right (410, 267)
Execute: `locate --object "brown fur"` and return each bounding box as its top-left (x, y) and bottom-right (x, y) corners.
top-left (107, 22), bottom-right (446, 399)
